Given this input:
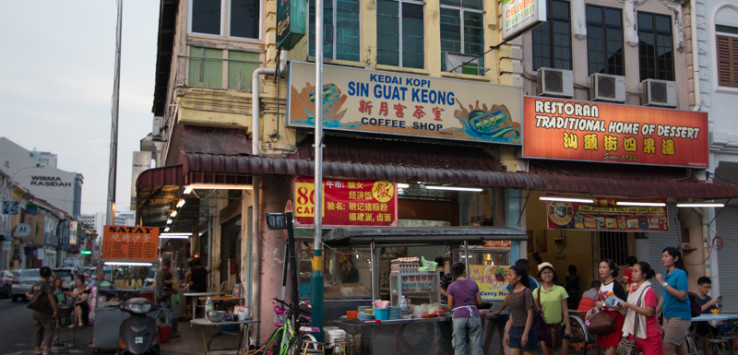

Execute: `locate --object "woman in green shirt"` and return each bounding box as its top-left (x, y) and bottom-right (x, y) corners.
top-left (533, 262), bottom-right (571, 355)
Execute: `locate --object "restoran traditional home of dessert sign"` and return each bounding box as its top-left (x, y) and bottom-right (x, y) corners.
top-left (102, 225), bottom-right (159, 261)
top-left (523, 97), bottom-right (708, 167)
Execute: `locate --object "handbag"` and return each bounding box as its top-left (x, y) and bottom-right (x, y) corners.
top-left (27, 283), bottom-right (52, 314)
top-left (534, 287), bottom-right (548, 341)
top-left (616, 287), bottom-right (648, 355)
top-left (586, 309), bottom-right (615, 335)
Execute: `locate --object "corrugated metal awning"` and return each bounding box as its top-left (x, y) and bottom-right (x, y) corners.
top-left (323, 226), bottom-right (528, 245)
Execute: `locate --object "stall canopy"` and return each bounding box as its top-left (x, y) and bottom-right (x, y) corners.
top-left (323, 226), bottom-right (528, 245)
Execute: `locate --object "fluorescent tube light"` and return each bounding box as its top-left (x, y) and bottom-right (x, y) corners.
top-left (676, 203), bottom-right (725, 208)
top-left (616, 201), bottom-right (666, 207)
top-left (159, 233), bottom-right (191, 239)
top-left (425, 186), bottom-right (483, 192)
top-left (164, 227), bottom-right (170, 232)
top-left (176, 199), bottom-right (186, 208)
top-left (104, 262), bottom-right (153, 267)
top-left (397, 183), bottom-right (410, 189)
top-left (184, 183), bottom-right (253, 191)
top-left (166, 219), bottom-right (172, 225)
top-left (170, 211), bottom-right (177, 218)
top-left (539, 196), bottom-right (594, 204)
top-left (183, 187), bottom-right (194, 194)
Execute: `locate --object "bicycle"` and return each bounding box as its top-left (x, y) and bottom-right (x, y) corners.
top-left (262, 298), bottom-right (319, 355)
top-left (567, 313), bottom-right (595, 355)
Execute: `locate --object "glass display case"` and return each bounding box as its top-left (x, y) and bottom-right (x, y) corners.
top-left (452, 241), bottom-right (513, 302)
top-left (389, 272), bottom-right (440, 307)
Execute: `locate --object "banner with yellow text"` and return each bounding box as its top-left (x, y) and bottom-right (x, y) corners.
top-left (545, 195), bottom-right (668, 232)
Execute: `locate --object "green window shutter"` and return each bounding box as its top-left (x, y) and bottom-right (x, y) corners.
top-left (228, 51), bottom-right (260, 91)
top-left (377, 0), bottom-right (399, 66)
top-left (188, 47), bottom-right (223, 88)
top-left (335, 0), bottom-right (360, 61)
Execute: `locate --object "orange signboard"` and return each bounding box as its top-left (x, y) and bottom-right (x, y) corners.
top-left (102, 225), bottom-right (159, 261)
top-left (523, 97), bottom-right (708, 167)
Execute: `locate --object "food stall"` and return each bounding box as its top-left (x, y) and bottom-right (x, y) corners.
top-left (92, 226), bottom-right (159, 352)
top-left (317, 226), bottom-right (526, 354)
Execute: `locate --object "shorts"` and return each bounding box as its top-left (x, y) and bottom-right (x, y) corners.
top-left (510, 326), bottom-right (538, 352)
top-left (630, 334), bottom-right (663, 355)
top-left (663, 317), bottom-right (691, 346)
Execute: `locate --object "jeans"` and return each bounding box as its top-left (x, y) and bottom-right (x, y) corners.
top-left (452, 316), bottom-right (483, 355)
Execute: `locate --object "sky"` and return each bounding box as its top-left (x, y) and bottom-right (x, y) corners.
top-left (0, 1), bottom-right (159, 215)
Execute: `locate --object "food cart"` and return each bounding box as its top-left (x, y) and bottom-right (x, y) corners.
top-left (316, 226), bottom-right (527, 354)
top-left (92, 226), bottom-right (159, 352)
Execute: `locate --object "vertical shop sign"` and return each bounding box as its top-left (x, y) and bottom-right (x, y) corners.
top-left (502, 0), bottom-right (547, 40)
top-left (545, 195), bottom-right (669, 231)
top-left (293, 177), bottom-right (398, 227)
top-left (102, 225), bottom-right (159, 261)
top-left (276, 0), bottom-right (306, 50)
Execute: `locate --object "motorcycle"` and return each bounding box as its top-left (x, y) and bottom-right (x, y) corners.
top-left (118, 297), bottom-right (160, 355)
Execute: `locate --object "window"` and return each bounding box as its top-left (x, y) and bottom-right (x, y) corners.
top-left (586, 5), bottom-right (624, 75)
top-left (308, 0), bottom-right (360, 61)
top-left (377, 0), bottom-right (424, 69)
top-left (716, 25), bottom-right (738, 88)
top-left (598, 232), bottom-right (627, 265)
top-left (190, 0), bottom-right (260, 40)
top-left (440, 0), bottom-right (484, 75)
top-left (189, 47), bottom-right (223, 88)
top-left (638, 12), bottom-right (674, 81)
top-left (188, 47), bottom-right (260, 90)
top-left (532, 0), bottom-right (571, 70)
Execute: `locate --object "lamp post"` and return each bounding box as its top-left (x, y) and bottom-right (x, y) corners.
top-left (2, 164), bottom-right (43, 269)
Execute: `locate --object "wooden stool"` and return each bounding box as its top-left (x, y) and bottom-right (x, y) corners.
top-left (708, 338), bottom-right (731, 355)
top-left (300, 340), bottom-right (325, 355)
top-left (333, 337), bottom-right (355, 355)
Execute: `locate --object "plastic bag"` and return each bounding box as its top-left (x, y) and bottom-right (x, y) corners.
top-left (418, 257), bottom-right (438, 272)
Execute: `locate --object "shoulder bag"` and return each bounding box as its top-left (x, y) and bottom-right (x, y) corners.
top-left (534, 287), bottom-right (549, 341)
top-left (27, 283), bottom-right (53, 314)
top-left (586, 289), bottom-right (615, 335)
top-left (616, 287), bottom-right (648, 355)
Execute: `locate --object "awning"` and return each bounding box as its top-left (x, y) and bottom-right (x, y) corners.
top-left (323, 226), bottom-right (528, 245)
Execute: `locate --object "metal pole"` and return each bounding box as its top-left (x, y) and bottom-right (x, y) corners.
top-left (310, 0), bottom-right (325, 340)
top-left (106, 0), bottom-right (122, 226)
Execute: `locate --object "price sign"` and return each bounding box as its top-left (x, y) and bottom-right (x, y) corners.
top-left (102, 225), bottom-right (159, 261)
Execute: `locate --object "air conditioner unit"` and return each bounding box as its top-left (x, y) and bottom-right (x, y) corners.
top-left (589, 73), bottom-right (626, 103)
top-left (537, 68), bottom-right (574, 98)
top-left (641, 79), bottom-right (677, 107)
top-left (152, 116), bottom-right (164, 137)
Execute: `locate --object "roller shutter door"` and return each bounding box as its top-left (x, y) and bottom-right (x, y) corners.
top-left (716, 206), bottom-right (738, 313)
top-left (644, 203), bottom-right (681, 298)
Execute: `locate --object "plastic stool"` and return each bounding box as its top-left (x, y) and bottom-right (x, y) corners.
top-left (719, 335), bottom-right (737, 355)
top-left (333, 337), bottom-right (355, 355)
top-left (300, 340), bottom-right (325, 355)
top-left (708, 338), bottom-right (731, 355)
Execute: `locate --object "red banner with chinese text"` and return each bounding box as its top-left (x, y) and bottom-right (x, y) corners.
top-left (293, 177), bottom-right (398, 227)
top-left (545, 195), bottom-right (668, 232)
top-left (523, 96), bottom-right (708, 167)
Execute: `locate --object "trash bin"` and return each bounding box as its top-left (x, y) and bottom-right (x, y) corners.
top-left (157, 323), bottom-right (171, 343)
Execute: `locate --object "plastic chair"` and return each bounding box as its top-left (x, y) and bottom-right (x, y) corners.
top-left (708, 338), bottom-right (731, 355)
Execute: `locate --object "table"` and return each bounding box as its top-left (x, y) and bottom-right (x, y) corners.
top-left (190, 318), bottom-right (258, 355)
top-left (692, 313), bottom-right (738, 322)
top-left (184, 292), bottom-right (223, 319)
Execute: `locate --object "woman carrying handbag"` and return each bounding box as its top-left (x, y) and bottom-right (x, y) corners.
top-left (533, 262), bottom-right (572, 355)
top-left (590, 259), bottom-right (628, 355)
top-left (618, 261), bottom-right (662, 355)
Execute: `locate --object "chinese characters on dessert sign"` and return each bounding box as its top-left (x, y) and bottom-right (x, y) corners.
top-left (544, 195), bottom-right (668, 232)
top-left (293, 177), bottom-right (398, 227)
top-left (102, 226), bottom-right (159, 261)
top-left (523, 97), bottom-right (708, 167)
top-left (287, 62), bottom-right (523, 145)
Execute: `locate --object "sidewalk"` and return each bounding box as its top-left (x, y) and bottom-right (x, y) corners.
top-left (161, 320), bottom-right (253, 355)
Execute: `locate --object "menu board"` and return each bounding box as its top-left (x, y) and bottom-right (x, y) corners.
top-left (102, 225), bottom-right (159, 261)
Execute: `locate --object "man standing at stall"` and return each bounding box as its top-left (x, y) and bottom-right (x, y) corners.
top-left (155, 258), bottom-right (179, 338)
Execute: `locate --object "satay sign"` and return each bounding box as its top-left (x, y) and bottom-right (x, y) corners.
top-left (102, 225), bottom-right (159, 261)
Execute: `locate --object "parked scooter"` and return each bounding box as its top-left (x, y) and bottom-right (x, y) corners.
top-left (118, 297), bottom-right (160, 355)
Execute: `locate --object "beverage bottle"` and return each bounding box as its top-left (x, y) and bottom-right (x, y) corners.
top-left (205, 296), bottom-right (214, 314)
top-left (400, 295), bottom-right (408, 319)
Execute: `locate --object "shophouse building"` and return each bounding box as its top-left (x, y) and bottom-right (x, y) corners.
top-left (137, 0), bottom-right (738, 343)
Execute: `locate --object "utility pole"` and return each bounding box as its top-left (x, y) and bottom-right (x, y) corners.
top-left (310, 0), bottom-right (325, 340)
top-left (106, 0), bottom-right (122, 227)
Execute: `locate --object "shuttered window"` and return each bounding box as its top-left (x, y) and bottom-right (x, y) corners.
top-left (716, 25), bottom-right (738, 88)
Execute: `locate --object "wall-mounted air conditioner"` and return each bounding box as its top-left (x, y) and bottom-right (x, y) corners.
top-left (589, 73), bottom-right (626, 103)
top-left (537, 67), bottom-right (574, 98)
top-left (641, 79), bottom-right (677, 107)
